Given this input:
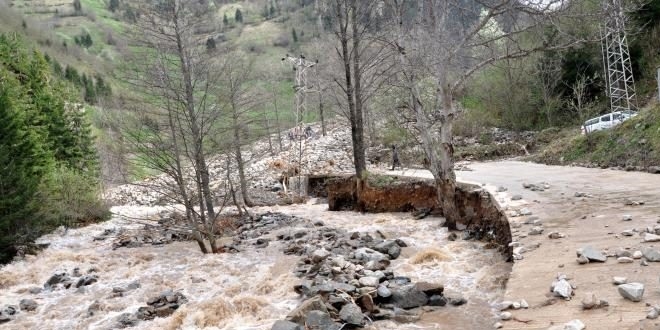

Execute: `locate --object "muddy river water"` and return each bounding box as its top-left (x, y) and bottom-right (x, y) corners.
top-left (0, 201), bottom-right (510, 330)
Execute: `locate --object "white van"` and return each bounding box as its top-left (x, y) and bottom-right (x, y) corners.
top-left (581, 111), bottom-right (637, 134)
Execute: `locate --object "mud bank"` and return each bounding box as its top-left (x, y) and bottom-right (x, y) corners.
top-left (323, 175), bottom-right (513, 260)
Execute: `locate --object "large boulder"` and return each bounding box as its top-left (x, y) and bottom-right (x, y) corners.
top-left (391, 284), bottom-right (428, 309)
top-left (305, 310), bottom-right (342, 330)
top-left (339, 303), bottom-right (364, 326)
top-left (286, 296), bottom-right (328, 324)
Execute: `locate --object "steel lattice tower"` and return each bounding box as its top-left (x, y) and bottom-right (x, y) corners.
top-left (601, 0), bottom-right (637, 112)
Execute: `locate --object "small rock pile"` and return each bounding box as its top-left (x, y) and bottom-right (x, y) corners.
top-left (137, 290), bottom-right (188, 321)
top-left (522, 182), bottom-right (550, 192)
top-left (43, 268), bottom-right (99, 291)
top-left (113, 291), bottom-right (188, 328)
top-left (270, 225), bottom-right (460, 328)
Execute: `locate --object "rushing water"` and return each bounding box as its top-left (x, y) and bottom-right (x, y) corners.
top-left (0, 202), bottom-right (510, 330)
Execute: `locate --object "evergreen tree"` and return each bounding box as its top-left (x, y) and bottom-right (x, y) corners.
top-left (64, 65), bottom-right (81, 85)
top-left (108, 0), bottom-right (120, 12)
top-left (235, 8), bottom-right (243, 23)
top-left (206, 37), bottom-right (216, 51)
top-left (270, 3), bottom-right (276, 17)
top-left (223, 13), bottom-right (229, 26)
top-left (292, 27), bottom-right (298, 43)
top-left (73, 0), bottom-right (82, 13)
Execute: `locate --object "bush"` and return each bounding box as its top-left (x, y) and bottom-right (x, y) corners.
top-left (35, 166), bottom-right (110, 229)
top-left (272, 33), bottom-right (290, 47)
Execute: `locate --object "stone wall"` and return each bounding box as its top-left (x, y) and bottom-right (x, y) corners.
top-left (325, 175), bottom-right (512, 260)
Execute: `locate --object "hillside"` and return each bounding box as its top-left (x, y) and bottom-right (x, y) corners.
top-left (534, 102), bottom-right (660, 172)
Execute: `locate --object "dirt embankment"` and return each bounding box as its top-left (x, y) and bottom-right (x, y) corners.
top-left (321, 175), bottom-right (513, 260)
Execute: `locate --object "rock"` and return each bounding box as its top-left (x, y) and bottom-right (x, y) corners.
top-left (633, 250), bottom-right (643, 259)
top-left (0, 305), bottom-right (17, 323)
top-left (647, 307), bottom-right (659, 320)
top-left (644, 233), bottom-right (660, 242)
top-left (446, 293), bottom-right (467, 306)
top-left (618, 282), bottom-right (644, 302)
top-left (496, 186), bottom-right (507, 192)
top-left (305, 310), bottom-right (341, 330)
top-left (286, 296), bottom-right (328, 324)
top-left (548, 232), bottom-right (564, 239)
top-left (311, 249), bottom-right (331, 263)
top-left (358, 276), bottom-right (380, 287)
top-left (618, 257), bottom-right (634, 263)
top-left (358, 294), bottom-right (375, 313)
top-left (116, 313), bottom-right (139, 328)
top-left (500, 312), bottom-right (512, 320)
top-left (622, 214), bottom-right (633, 221)
top-left (529, 226), bottom-right (544, 235)
top-left (643, 248), bottom-right (660, 261)
top-left (580, 246), bottom-right (607, 262)
top-left (87, 300), bottom-right (103, 317)
top-left (613, 276), bottom-right (628, 285)
top-left (552, 279), bottom-right (573, 299)
top-left (387, 245), bottom-right (401, 259)
top-left (616, 248), bottom-right (632, 258)
top-left (339, 303), bottom-right (364, 326)
top-left (19, 299), bottom-right (37, 312)
top-left (520, 208), bottom-right (532, 216)
top-left (272, 320), bottom-right (303, 330)
top-left (427, 295), bottom-right (447, 306)
top-left (330, 281), bottom-right (356, 293)
top-left (511, 195), bottom-right (523, 201)
top-left (576, 255), bottom-right (589, 264)
top-left (574, 192), bottom-right (588, 197)
top-left (621, 230), bottom-right (634, 236)
top-left (520, 299), bottom-right (529, 309)
top-left (581, 292), bottom-right (602, 309)
top-left (44, 271), bottom-right (69, 289)
top-left (355, 248), bottom-right (388, 262)
top-left (414, 282), bottom-right (444, 296)
top-left (313, 220), bottom-right (324, 226)
top-left (563, 319), bottom-right (586, 330)
top-left (494, 322), bottom-right (503, 329)
top-left (377, 285), bottom-right (392, 298)
top-left (76, 275), bottom-right (98, 288)
top-left (391, 284), bottom-right (428, 309)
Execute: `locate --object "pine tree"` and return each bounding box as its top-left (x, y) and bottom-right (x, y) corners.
top-left (73, 0), bottom-right (82, 13)
top-left (235, 8), bottom-right (243, 23)
top-left (223, 13), bottom-right (229, 26)
top-left (108, 0), bottom-right (119, 12)
top-left (292, 27), bottom-right (298, 43)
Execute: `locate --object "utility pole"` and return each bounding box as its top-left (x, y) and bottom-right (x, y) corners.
top-left (601, 0), bottom-right (637, 113)
top-left (281, 54), bottom-right (319, 196)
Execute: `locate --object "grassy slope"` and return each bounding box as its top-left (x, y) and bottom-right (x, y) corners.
top-left (533, 103), bottom-right (660, 169)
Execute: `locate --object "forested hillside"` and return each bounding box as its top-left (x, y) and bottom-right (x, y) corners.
top-left (0, 34), bottom-right (107, 263)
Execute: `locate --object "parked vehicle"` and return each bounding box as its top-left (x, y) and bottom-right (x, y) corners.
top-left (581, 111), bottom-right (638, 134)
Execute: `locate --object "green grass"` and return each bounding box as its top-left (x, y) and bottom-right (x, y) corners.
top-left (534, 104), bottom-right (660, 168)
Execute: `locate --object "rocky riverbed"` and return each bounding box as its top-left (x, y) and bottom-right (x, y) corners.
top-left (0, 201), bottom-right (510, 330)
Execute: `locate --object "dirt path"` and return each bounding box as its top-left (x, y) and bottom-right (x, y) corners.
top-left (385, 161), bottom-right (660, 330)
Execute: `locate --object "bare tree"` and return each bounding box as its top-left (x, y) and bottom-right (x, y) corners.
top-left (216, 55), bottom-right (262, 208)
top-left (120, 0), bottom-right (225, 253)
top-left (325, 0), bottom-right (395, 177)
top-left (387, 0), bottom-right (600, 228)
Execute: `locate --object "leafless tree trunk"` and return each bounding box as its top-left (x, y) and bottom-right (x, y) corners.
top-left (120, 0), bottom-right (229, 253)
